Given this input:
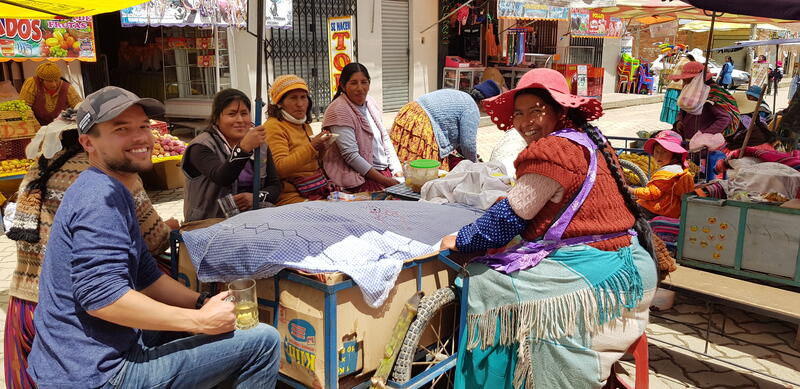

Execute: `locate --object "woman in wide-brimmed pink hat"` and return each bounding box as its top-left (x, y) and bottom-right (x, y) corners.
top-left (670, 60), bottom-right (741, 140)
top-left (440, 68), bottom-right (658, 388)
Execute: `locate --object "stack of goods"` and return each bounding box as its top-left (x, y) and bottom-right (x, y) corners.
top-left (0, 158), bottom-right (33, 176)
top-left (0, 99), bottom-right (39, 140)
top-left (151, 130), bottom-right (186, 160)
top-left (619, 152), bottom-right (658, 185)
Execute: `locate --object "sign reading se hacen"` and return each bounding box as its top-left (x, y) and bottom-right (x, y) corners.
top-left (0, 17), bottom-right (96, 62)
top-left (328, 16), bottom-right (355, 99)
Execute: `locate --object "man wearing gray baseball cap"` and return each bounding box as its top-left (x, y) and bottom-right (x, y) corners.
top-left (27, 87), bottom-right (280, 388)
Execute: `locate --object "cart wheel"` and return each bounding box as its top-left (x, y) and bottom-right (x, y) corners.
top-left (620, 159), bottom-right (650, 187)
top-left (391, 287), bottom-right (458, 385)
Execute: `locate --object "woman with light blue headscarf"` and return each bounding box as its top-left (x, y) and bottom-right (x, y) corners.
top-left (389, 80), bottom-right (501, 170)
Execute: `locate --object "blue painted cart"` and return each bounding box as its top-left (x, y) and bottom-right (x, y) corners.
top-left (169, 231), bottom-right (469, 389)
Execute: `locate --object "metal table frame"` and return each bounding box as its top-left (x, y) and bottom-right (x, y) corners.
top-left (169, 231), bottom-right (469, 389)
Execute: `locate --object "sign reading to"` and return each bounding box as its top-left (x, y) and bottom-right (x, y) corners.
top-left (328, 16), bottom-right (355, 99)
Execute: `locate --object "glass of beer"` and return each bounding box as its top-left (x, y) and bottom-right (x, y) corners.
top-left (228, 278), bottom-right (259, 330)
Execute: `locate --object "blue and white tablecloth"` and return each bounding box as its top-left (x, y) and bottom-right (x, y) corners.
top-left (181, 201), bottom-right (482, 307)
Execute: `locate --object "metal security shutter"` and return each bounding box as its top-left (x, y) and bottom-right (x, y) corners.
top-left (381, 0), bottom-right (410, 112)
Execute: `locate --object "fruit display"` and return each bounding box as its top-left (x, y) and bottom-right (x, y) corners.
top-left (41, 28), bottom-right (82, 58)
top-left (0, 158), bottom-right (34, 175)
top-left (152, 130), bottom-right (186, 159)
top-left (0, 100), bottom-right (33, 119)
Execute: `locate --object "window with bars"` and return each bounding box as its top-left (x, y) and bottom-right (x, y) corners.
top-left (264, 0), bottom-right (358, 121)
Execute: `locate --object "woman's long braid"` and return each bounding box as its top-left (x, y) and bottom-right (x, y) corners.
top-left (572, 110), bottom-right (657, 258)
top-left (27, 142), bottom-right (83, 194)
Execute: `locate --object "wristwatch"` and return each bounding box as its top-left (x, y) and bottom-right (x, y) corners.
top-left (195, 292), bottom-right (210, 309)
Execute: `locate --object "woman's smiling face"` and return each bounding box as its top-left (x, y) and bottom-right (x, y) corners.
top-left (512, 92), bottom-right (562, 144)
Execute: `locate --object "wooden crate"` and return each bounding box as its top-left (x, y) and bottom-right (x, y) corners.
top-left (0, 109), bottom-right (39, 141)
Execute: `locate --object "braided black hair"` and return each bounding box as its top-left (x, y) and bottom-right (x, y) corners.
top-left (26, 130), bottom-right (83, 194)
top-left (581, 121), bottom-right (657, 258)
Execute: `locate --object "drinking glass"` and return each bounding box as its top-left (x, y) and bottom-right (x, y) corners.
top-left (228, 278), bottom-right (259, 330)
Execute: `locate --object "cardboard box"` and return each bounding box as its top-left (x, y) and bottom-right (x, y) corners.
top-left (175, 218), bottom-right (456, 388)
top-left (141, 158), bottom-right (184, 190)
top-left (273, 258), bottom-right (454, 388)
top-left (0, 111), bottom-right (39, 141)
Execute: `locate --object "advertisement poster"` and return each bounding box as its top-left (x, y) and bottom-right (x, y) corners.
top-left (576, 65), bottom-right (588, 96)
top-left (497, 1), bottom-right (569, 21)
top-left (327, 16), bottom-right (354, 99)
top-left (265, 0), bottom-right (293, 29)
top-left (120, 0), bottom-right (247, 27)
top-left (0, 18), bottom-right (95, 61)
top-left (570, 9), bottom-right (623, 38)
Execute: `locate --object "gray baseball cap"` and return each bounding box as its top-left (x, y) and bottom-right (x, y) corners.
top-left (77, 86), bottom-right (165, 134)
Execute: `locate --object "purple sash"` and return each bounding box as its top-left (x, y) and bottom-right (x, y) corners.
top-left (474, 128), bottom-right (634, 274)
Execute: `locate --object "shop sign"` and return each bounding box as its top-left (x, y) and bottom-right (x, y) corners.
top-left (570, 9), bottom-right (624, 38)
top-left (0, 17), bottom-right (96, 62)
top-left (498, 1), bottom-right (569, 21)
top-left (266, 0), bottom-right (293, 29)
top-left (120, 0), bottom-right (247, 28)
top-left (327, 16), bottom-right (354, 99)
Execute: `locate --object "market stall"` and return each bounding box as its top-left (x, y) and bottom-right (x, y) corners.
top-left (115, 0), bottom-right (247, 121)
top-left (0, 15), bottom-right (99, 199)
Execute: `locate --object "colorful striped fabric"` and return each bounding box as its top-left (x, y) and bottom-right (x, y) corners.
top-left (707, 84), bottom-right (741, 137)
top-left (728, 147), bottom-right (800, 170)
top-left (650, 216), bottom-right (681, 243)
top-left (4, 296), bottom-right (37, 389)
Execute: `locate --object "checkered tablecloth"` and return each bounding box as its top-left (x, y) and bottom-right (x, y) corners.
top-left (181, 201), bottom-right (482, 307)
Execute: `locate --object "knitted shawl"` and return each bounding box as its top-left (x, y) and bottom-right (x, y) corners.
top-left (8, 152), bottom-right (171, 302)
top-left (707, 83), bottom-right (741, 137)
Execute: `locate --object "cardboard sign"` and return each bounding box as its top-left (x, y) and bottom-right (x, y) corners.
top-left (570, 9), bottom-right (623, 38)
top-left (328, 16), bottom-right (355, 99)
top-left (0, 18), bottom-right (95, 62)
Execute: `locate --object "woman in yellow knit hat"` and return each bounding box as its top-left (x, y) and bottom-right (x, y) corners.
top-left (265, 74), bottom-right (334, 205)
top-left (19, 62), bottom-right (82, 126)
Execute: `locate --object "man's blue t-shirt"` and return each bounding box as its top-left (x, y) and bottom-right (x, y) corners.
top-left (28, 168), bottom-right (163, 388)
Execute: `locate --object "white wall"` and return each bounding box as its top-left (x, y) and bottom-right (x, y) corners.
top-left (356, 0), bottom-right (384, 109)
top-left (22, 61), bottom-right (85, 98)
top-left (601, 38), bottom-right (621, 95)
top-left (228, 0), bottom-right (269, 106)
top-left (409, 0), bottom-right (438, 99)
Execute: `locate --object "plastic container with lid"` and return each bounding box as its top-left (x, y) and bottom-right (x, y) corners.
top-left (404, 159), bottom-right (441, 192)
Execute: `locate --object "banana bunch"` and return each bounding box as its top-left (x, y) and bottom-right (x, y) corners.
top-left (0, 158), bottom-right (34, 174)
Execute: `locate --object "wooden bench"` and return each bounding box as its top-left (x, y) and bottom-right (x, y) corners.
top-left (660, 265), bottom-right (800, 350)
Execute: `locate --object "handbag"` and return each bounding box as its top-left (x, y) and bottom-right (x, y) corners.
top-left (289, 170), bottom-right (333, 200)
top-left (677, 74), bottom-right (710, 115)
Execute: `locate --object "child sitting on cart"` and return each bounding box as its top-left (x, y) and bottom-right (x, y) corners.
top-left (628, 130), bottom-right (694, 219)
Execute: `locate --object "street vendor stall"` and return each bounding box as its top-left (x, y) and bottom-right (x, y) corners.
top-left (169, 200), bottom-right (484, 388)
top-left (117, 0), bottom-right (247, 120)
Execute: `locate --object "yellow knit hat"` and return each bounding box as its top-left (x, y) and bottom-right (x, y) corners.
top-left (36, 62), bottom-right (62, 82)
top-left (270, 75), bottom-right (309, 104)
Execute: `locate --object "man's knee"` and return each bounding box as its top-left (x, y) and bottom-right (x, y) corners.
top-left (236, 323), bottom-right (280, 359)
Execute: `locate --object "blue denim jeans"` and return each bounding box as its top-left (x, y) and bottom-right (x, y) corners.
top-left (101, 323), bottom-right (280, 389)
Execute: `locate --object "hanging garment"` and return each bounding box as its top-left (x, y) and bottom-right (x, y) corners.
top-left (486, 23), bottom-right (499, 57)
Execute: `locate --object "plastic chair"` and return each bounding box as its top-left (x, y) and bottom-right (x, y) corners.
top-left (618, 59), bottom-right (634, 93)
top-left (637, 63), bottom-right (655, 95)
top-left (604, 333), bottom-right (650, 389)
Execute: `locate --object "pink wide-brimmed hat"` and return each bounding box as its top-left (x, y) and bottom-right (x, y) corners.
top-left (644, 130), bottom-right (688, 156)
top-left (668, 60), bottom-right (712, 81)
top-left (482, 68), bottom-right (603, 131)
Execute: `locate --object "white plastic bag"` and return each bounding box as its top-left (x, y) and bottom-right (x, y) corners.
top-left (420, 160), bottom-right (512, 210)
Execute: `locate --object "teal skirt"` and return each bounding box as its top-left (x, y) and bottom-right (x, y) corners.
top-left (660, 88), bottom-right (680, 124)
top-left (454, 237), bottom-right (658, 389)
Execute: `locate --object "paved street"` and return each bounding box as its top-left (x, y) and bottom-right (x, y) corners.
top-left (0, 87), bottom-right (798, 388)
